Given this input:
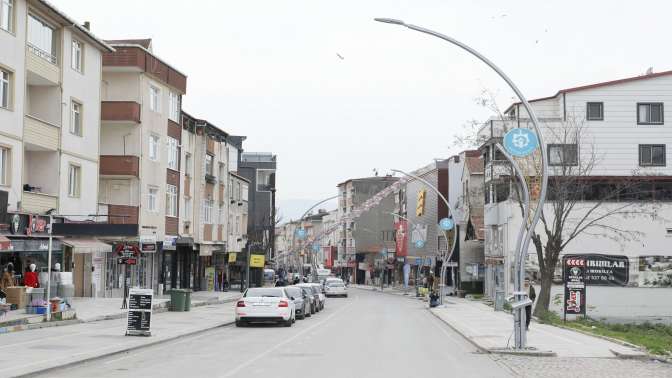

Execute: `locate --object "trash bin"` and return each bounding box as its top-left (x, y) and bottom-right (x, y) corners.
top-left (169, 289), bottom-right (187, 312)
top-left (183, 289), bottom-right (192, 311)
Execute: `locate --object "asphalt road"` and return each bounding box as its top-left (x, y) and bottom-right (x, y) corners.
top-left (40, 288), bottom-right (512, 378)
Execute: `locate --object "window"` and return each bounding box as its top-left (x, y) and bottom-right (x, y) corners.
top-left (205, 154), bottom-right (214, 176)
top-left (149, 85), bottom-right (160, 112)
top-left (71, 39), bottom-right (83, 72)
top-left (218, 204), bottom-right (225, 225)
top-left (256, 169), bottom-right (274, 191)
top-left (0, 146), bottom-right (9, 185)
top-left (168, 91), bottom-right (180, 122)
top-left (184, 198), bottom-right (192, 220)
top-left (587, 102), bottom-right (603, 121)
top-left (68, 165), bottom-right (80, 197)
top-left (242, 183), bottom-right (249, 201)
top-left (1, 0), bottom-right (13, 33)
top-left (218, 163), bottom-right (225, 181)
top-left (236, 215), bottom-right (241, 234)
top-left (203, 199), bottom-right (213, 223)
top-left (184, 153), bottom-right (192, 176)
top-left (148, 186), bottom-right (158, 212)
top-left (548, 144), bottom-right (578, 166)
top-left (70, 101), bottom-right (82, 136)
top-left (638, 103), bottom-right (664, 125)
top-left (639, 144), bottom-right (666, 166)
top-left (0, 69), bottom-right (9, 109)
top-left (166, 184), bottom-right (177, 217)
top-left (167, 137), bottom-right (178, 170)
top-left (28, 15), bottom-right (55, 63)
top-left (149, 135), bottom-right (159, 161)
top-left (237, 181), bottom-right (242, 201)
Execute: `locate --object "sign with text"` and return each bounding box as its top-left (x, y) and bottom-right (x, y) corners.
top-left (115, 244), bottom-right (140, 265)
top-left (563, 256), bottom-right (586, 316)
top-left (126, 288), bottom-right (153, 336)
top-left (568, 254), bottom-right (629, 286)
top-left (249, 254), bottom-right (265, 268)
top-left (228, 252), bottom-right (237, 263)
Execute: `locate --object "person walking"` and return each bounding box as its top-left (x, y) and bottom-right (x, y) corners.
top-left (525, 278), bottom-right (536, 330)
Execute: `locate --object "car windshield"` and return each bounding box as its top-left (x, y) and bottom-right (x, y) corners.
top-left (328, 283), bottom-right (344, 287)
top-left (285, 287), bottom-right (302, 298)
top-left (244, 288), bottom-right (285, 298)
top-left (300, 287), bottom-right (312, 295)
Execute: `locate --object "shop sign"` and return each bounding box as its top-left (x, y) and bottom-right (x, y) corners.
top-left (205, 267), bottom-right (215, 291)
top-left (140, 235), bottom-right (157, 253)
top-left (416, 189), bottom-right (426, 217)
top-left (394, 220), bottom-right (408, 257)
top-left (228, 252), bottom-right (237, 263)
top-left (126, 288), bottom-right (153, 336)
top-left (116, 244), bottom-right (140, 265)
top-left (250, 254), bottom-right (265, 268)
top-left (8, 213), bottom-right (49, 236)
top-left (8, 239), bottom-right (62, 252)
top-left (163, 236), bottom-right (177, 251)
top-left (563, 256), bottom-right (586, 316)
top-left (564, 254), bottom-right (629, 286)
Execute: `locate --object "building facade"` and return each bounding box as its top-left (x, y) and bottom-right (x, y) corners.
top-left (239, 152), bottom-right (276, 262)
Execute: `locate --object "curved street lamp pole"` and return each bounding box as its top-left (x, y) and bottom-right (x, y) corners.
top-left (391, 168), bottom-right (457, 305)
top-left (376, 18), bottom-right (549, 350)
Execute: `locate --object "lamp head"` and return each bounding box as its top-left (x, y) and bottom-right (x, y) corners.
top-left (374, 18), bottom-right (406, 26)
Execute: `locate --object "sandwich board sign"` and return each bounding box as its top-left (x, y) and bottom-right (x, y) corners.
top-left (126, 288), bottom-right (153, 336)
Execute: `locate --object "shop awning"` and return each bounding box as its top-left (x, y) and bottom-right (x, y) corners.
top-left (0, 236), bottom-right (11, 252)
top-left (63, 238), bottom-right (112, 254)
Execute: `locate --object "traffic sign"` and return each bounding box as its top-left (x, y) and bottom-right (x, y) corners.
top-left (503, 128), bottom-right (539, 157)
top-left (296, 229), bottom-right (307, 240)
top-left (439, 218), bottom-right (454, 231)
top-left (312, 244), bottom-right (321, 253)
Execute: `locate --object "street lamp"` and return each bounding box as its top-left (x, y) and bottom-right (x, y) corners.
top-left (376, 18), bottom-right (549, 350)
top-left (391, 168), bottom-right (456, 305)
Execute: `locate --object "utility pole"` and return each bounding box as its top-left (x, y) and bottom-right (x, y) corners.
top-left (46, 214), bottom-right (53, 321)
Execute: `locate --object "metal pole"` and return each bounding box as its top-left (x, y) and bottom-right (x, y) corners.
top-left (46, 214), bottom-right (53, 321)
top-left (391, 169), bottom-right (456, 306)
top-left (375, 19), bottom-right (549, 349)
top-left (246, 243), bottom-right (251, 290)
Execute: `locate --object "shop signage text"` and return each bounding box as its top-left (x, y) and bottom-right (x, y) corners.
top-left (563, 256), bottom-right (586, 316)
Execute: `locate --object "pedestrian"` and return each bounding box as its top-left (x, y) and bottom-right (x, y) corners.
top-left (525, 278), bottom-right (536, 330)
top-left (428, 274), bottom-right (434, 291)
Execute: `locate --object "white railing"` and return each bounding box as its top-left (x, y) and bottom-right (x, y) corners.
top-left (27, 43), bottom-right (57, 65)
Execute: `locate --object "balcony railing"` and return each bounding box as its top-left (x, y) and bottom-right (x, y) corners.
top-left (100, 155), bottom-right (140, 177)
top-left (27, 43), bottom-right (57, 65)
top-left (101, 101), bottom-right (141, 123)
top-left (99, 203), bottom-right (139, 225)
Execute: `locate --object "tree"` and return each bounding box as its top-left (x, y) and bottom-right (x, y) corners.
top-left (464, 91), bottom-right (660, 316)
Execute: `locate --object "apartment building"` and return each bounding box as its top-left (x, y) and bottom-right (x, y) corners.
top-left (98, 38), bottom-right (187, 295)
top-left (224, 171), bottom-right (249, 288)
top-left (479, 70), bottom-right (672, 296)
top-left (0, 0), bottom-right (113, 294)
top-left (337, 176), bottom-right (398, 284)
top-left (239, 152), bottom-right (277, 261)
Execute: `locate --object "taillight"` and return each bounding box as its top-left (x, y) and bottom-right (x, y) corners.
top-left (278, 300), bottom-right (289, 307)
top-left (236, 300), bottom-right (246, 307)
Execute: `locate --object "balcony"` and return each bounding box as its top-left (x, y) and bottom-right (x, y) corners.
top-left (26, 43), bottom-right (59, 86)
top-left (99, 204), bottom-right (139, 225)
top-left (100, 155), bottom-right (140, 177)
top-left (22, 191), bottom-right (58, 214)
top-left (101, 101), bottom-right (141, 123)
top-left (24, 115), bottom-right (60, 151)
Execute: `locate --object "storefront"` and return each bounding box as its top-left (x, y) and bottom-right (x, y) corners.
top-left (1, 238), bottom-right (63, 283)
top-left (62, 238), bottom-right (112, 297)
top-left (161, 236), bottom-right (197, 292)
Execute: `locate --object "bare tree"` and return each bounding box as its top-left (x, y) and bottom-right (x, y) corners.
top-left (471, 91), bottom-right (660, 316)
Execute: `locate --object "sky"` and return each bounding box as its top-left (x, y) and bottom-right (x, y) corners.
top-left (53, 0), bottom-right (672, 221)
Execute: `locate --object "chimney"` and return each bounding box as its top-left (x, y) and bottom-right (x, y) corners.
top-left (83, 21), bottom-right (90, 30)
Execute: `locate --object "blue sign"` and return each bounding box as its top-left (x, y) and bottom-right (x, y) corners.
top-left (380, 247), bottom-right (388, 257)
top-left (439, 218), bottom-right (454, 231)
top-left (296, 229), bottom-right (307, 240)
top-left (425, 257), bottom-right (432, 266)
top-left (414, 239), bottom-right (425, 249)
top-left (415, 258), bottom-right (422, 265)
top-left (503, 128), bottom-right (539, 157)
top-left (312, 244), bottom-right (321, 253)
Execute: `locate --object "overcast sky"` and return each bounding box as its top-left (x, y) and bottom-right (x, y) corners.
top-left (54, 0), bottom-right (672, 220)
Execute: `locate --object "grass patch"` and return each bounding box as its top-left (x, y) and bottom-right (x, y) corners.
top-left (538, 310), bottom-right (672, 356)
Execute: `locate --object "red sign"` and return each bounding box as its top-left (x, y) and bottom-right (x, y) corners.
top-left (324, 246), bottom-right (336, 269)
top-left (116, 244), bottom-right (140, 265)
top-left (394, 220), bottom-right (408, 257)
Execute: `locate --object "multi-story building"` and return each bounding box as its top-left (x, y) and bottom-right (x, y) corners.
top-left (0, 1), bottom-right (113, 295)
top-left (98, 38), bottom-right (187, 295)
top-left (318, 209), bottom-right (339, 270)
top-left (479, 70), bottom-right (672, 296)
top-left (239, 152), bottom-right (277, 261)
top-left (225, 171), bottom-right (249, 288)
top-left (337, 176), bottom-right (398, 284)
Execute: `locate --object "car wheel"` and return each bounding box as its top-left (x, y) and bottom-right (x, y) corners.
top-left (284, 318), bottom-right (293, 327)
top-left (235, 320), bottom-right (245, 327)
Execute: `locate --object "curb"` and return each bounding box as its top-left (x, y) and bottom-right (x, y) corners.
top-left (14, 319), bottom-right (235, 378)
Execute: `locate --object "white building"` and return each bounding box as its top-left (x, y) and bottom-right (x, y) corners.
top-left (479, 70), bottom-right (672, 296)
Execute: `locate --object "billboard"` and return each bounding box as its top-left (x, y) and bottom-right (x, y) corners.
top-left (564, 254), bottom-right (629, 286)
top-left (394, 220), bottom-right (408, 257)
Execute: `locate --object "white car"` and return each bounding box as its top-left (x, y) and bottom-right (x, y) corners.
top-left (235, 287), bottom-right (296, 327)
top-left (324, 280), bottom-right (348, 297)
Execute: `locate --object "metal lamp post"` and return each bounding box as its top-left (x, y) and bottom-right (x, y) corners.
top-left (391, 169), bottom-right (457, 305)
top-left (376, 18), bottom-right (549, 349)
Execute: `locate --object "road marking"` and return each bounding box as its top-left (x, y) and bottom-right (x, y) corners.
top-left (219, 295), bottom-right (358, 378)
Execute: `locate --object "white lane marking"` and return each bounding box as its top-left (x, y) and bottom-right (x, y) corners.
top-left (219, 295), bottom-right (358, 378)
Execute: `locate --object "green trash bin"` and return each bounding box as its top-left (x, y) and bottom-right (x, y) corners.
top-left (184, 289), bottom-right (192, 311)
top-left (169, 289), bottom-right (187, 312)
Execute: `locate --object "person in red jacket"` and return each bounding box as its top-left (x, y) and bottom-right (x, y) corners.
top-left (24, 264), bottom-right (39, 288)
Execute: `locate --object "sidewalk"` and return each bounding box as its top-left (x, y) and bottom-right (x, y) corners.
top-left (429, 297), bottom-right (647, 358)
top-left (0, 295), bottom-right (240, 378)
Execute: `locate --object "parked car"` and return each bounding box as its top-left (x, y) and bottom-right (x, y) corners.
top-left (324, 280), bottom-right (348, 297)
top-left (284, 286), bottom-right (308, 319)
top-left (235, 287), bottom-right (295, 327)
top-left (322, 277), bottom-right (343, 290)
top-left (298, 283), bottom-right (322, 312)
top-left (298, 285), bottom-right (316, 315)
top-left (307, 283), bottom-right (325, 310)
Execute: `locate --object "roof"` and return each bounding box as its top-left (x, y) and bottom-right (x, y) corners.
top-left (505, 70), bottom-right (672, 113)
top-left (229, 171), bottom-right (250, 183)
top-left (182, 111), bottom-right (229, 139)
top-left (337, 176), bottom-right (399, 187)
top-left (105, 38), bottom-right (152, 49)
top-left (35, 0), bottom-right (114, 52)
top-left (465, 156), bottom-right (484, 175)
